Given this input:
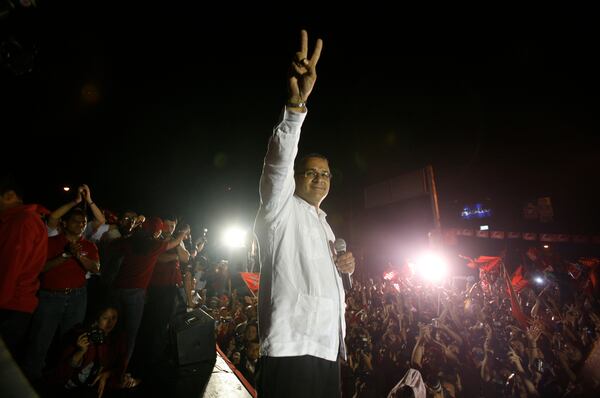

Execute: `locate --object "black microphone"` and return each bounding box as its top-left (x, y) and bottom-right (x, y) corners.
top-left (334, 238), bottom-right (352, 290)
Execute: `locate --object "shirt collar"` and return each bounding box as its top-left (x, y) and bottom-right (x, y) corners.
top-left (294, 194), bottom-right (328, 219)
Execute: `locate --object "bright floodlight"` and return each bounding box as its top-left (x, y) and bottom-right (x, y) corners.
top-left (63, 186), bottom-right (71, 192)
top-left (534, 276), bottom-right (544, 285)
top-left (414, 252), bottom-right (448, 283)
top-left (222, 227), bottom-right (247, 248)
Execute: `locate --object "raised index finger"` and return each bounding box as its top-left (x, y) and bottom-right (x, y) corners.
top-left (299, 29), bottom-right (308, 59)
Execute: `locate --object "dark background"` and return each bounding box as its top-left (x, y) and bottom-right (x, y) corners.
top-left (2, 3), bottom-right (598, 264)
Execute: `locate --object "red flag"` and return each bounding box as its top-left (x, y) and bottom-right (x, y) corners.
top-left (511, 265), bottom-right (529, 292)
top-left (579, 258), bottom-right (600, 289)
top-left (503, 264), bottom-right (531, 328)
top-left (463, 256), bottom-right (501, 272)
top-left (240, 272), bottom-right (260, 294)
top-left (580, 258), bottom-right (600, 268)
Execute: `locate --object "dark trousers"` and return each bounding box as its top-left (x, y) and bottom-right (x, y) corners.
top-left (256, 355), bottom-right (341, 398)
top-left (24, 287), bottom-right (87, 380)
top-left (110, 288), bottom-right (146, 365)
top-left (136, 285), bottom-right (179, 368)
top-left (0, 309), bottom-right (32, 361)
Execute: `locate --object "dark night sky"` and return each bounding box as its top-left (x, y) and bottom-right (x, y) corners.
top-left (3, 4), bottom-right (599, 247)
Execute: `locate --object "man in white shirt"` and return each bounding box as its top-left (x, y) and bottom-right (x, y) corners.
top-left (253, 30), bottom-right (356, 398)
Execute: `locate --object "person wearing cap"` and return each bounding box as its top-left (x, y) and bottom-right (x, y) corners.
top-left (110, 217), bottom-right (188, 365)
top-left (0, 173), bottom-right (48, 360)
top-left (253, 31), bottom-right (355, 397)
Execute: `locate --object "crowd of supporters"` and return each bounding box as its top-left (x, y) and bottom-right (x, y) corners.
top-left (3, 175), bottom-right (600, 397)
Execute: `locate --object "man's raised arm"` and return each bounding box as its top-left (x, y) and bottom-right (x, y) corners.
top-left (258, 30), bottom-right (323, 215)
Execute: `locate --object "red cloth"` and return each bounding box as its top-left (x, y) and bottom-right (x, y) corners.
top-left (141, 217), bottom-right (163, 235)
top-left (240, 272), bottom-right (260, 294)
top-left (0, 204), bottom-right (48, 313)
top-left (113, 239), bottom-right (169, 289)
top-left (464, 256), bottom-right (501, 272)
top-left (503, 264), bottom-right (531, 328)
top-left (42, 234), bottom-right (99, 289)
top-left (510, 265), bottom-right (529, 293)
top-left (149, 248), bottom-right (182, 287)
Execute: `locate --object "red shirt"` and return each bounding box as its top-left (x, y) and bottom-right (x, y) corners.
top-left (149, 247), bottom-right (183, 287)
top-left (42, 234), bottom-right (99, 289)
top-left (0, 204), bottom-right (48, 313)
top-left (113, 238), bottom-right (169, 289)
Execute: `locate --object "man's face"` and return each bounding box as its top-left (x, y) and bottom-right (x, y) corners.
top-left (0, 190), bottom-right (21, 212)
top-left (294, 157), bottom-right (331, 208)
top-left (163, 219), bottom-right (177, 237)
top-left (119, 211), bottom-right (137, 232)
top-left (64, 214), bottom-right (87, 236)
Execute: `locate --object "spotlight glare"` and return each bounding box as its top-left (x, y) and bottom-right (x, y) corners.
top-left (222, 227), bottom-right (247, 248)
top-left (63, 186), bottom-right (70, 192)
top-left (415, 252), bottom-right (448, 283)
top-left (534, 276), bottom-right (544, 285)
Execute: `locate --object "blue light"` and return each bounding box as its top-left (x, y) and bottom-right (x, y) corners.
top-left (461, 203), bottom-right (492, 220)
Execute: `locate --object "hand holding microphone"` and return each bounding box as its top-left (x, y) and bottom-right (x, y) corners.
top-left (332, 238), bottom-right (355, 291)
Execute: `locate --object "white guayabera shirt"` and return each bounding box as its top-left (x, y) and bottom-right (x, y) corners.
top-left (254, 108), bottom-right (346, 362)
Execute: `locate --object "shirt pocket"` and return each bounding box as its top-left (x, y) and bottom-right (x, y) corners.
top-left (291, 293), bottom-right (335, 341)
top-left (298, 224), bottom-right (329, 260)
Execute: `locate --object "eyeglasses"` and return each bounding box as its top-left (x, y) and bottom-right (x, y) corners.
top-left (296, 169), bottom-right (332, 180)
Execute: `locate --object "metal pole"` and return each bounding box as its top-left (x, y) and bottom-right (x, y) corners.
top-left (425, 165), bottom-right (442, 249)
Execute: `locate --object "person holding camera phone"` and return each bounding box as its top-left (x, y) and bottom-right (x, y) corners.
top-left (253, 30), bottom-right (355, 397)
top-left (52, 305), bottom-right (139, 397)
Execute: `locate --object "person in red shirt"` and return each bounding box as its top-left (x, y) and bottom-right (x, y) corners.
top-left (51, 305), bottom-right (139, 397)
top-left (110, 217), bottom-right (188, 366)
top-left (24, 207), bottom-right (100, 381)
top-left (137, 216), bottom-right (191, 368)
top-left (0, 174), bottom-right (48, 360)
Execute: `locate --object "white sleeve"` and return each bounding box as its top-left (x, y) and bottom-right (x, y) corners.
top-left (258, 108), bottom-right (307, 220)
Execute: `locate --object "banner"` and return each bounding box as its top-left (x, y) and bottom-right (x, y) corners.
top-left (446, 228), bottom-right (600, 245)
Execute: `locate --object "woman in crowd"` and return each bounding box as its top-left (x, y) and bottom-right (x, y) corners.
top-left (51, 305), bottom-right (139, 397)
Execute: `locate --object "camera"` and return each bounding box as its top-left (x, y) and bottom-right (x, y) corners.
top-left (87, 327), bottom-right (106, 345)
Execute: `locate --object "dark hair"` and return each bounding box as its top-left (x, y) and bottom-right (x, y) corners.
top-left (0, 173), bottom-right (24, 198)
top-left (294, 153), bottom-right (329, 172)
top-left (95, 304), bottom-right (119, 320)
top-left (161, 214), bottom-right (178, 223)
top-left (64, 207), bottom-right (87, 222)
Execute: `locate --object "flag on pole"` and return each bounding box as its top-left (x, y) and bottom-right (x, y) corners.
top-left (503, 263), bottom-right (531, 328)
